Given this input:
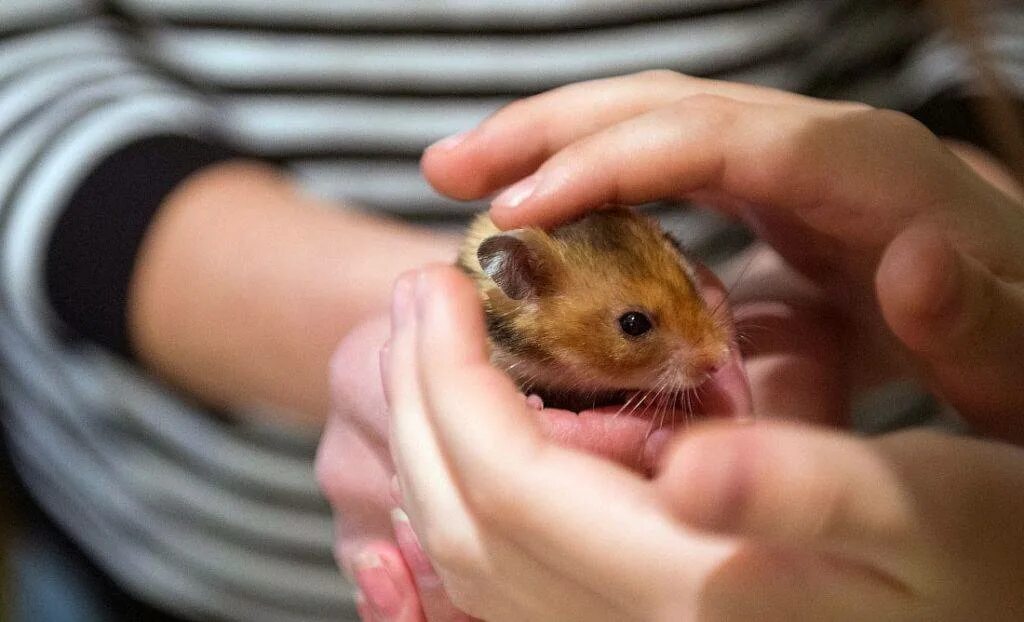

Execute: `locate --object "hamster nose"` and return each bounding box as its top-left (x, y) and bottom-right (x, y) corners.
top-left (690, 349), bottom-right (729, 377)
top-left (691, 359), bottom-right (720, 378)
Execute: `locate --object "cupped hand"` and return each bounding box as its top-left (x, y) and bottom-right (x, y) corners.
top-left (317, 316), bottom-right (476, 621)
top-left (385, 265), bottom-right (1024, 621)
top-left (385, 266), bottom-right (737, 621)
top-left (421, 70), bottom-right (1024, 441)
top-left (316, 277), bottom-right (746, 621)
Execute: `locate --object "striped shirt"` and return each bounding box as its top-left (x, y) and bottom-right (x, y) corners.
top-left (0, 1), bottom-right (1021, 620)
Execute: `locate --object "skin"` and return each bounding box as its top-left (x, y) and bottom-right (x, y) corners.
top-left (385, 267), bottom-right (1024, 622)
top-left (423, 70), bottom-right (1024, 441)
top-left (317, 71), bottom-right (1024, 620)
top-left (128, 161), bottom-right (458, 427)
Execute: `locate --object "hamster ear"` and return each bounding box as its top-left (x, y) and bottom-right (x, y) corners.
top-left (477, 231), bottom-right (548, 300)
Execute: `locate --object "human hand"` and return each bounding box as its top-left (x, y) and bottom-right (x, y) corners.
top-left (385, 264), bottom-right (1024, 621)
top-left (421, 71), bottom-right (1024, 441)
top-left (316, 315), bottom-right (480, 621)
top-left (318, 285), bottom-right (747, 621)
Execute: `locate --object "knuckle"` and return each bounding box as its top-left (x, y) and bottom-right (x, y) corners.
top-left (674, 92), bottom-right (737, 112)
top-left (667, 94), bottom-right (742, 140)
top-left (481, 96), bottom-right (535, 132)
top-left (313, 447), bottom-right (344, 502)
top-left (864, 107), bottom-right (928, 137)
top-left (328, 326), bottom-right (382, 406)
top-left (636, 68), bottom-right (685, 87)
top-left (443, 577), bottom-right (490, 616)
top-left (314, 460), bottom-right (356, 507)
top-left (313, 468), bottom-right (339, 504)
top-left (462, 483), bottom-right (511, 525)
top-left (313, 452), bottom-right (337, 495)
top-left (803, 476), bottom-right (850, 541)
top-left (751, 112), bottom-right (840, 186)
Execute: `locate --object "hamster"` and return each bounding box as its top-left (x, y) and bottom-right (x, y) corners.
top-left (458, 207), bottom-right (735, 414)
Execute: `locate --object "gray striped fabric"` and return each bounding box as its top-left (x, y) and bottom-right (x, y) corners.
top-left (0, 1), bottom-right (1020, 620)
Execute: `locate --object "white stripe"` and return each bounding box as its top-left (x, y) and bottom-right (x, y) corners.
top-left (896, 5), bottom-right (1024, 106)
top-left (0, 292), bottom-right (322, 508)
top-left (223, 95), bottom-right (503, 154)
top-left (0, 0), bottom-right (89, 31)
top-left (0, 22), bottom-right (127, 81)
top-left (808, 1), bottom-right (926, 77)
top-left (293, 158), bottom-right (484, 213)
top-left (1, 94), bottom-right (213, 349)
top-left (150, 1), bottom-right (812, 89)
top-left (93, 351), bottom-right (324, 496)
top-left (122, 0), bottom-right (779, 27)
top-left (0, 73), bottom-right (190, 219)
top-left (0, 326), bottom-right (329, 546)
top-left (4, 411), bottom-right (350, 622)
top-left (0, 57), bottom-right (145, 135)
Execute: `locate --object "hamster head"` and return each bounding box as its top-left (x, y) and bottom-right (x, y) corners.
top-left (466, 208), bottom-right (732, 408)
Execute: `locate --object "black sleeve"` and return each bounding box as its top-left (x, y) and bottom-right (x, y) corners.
top-left (44, 136), bottom-right (241, 357)
top-left (0, 7), bottom-right (253, 358)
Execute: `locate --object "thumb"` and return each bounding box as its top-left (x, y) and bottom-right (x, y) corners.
top-left (876, 225), bottom-right (1024, 441)
top-left (655, 422), bottom-right (920, 579)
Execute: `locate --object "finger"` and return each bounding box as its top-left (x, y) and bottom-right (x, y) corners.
top-left (352, 544), bottom-right (424, 622)
top-left (410, 267), bottom-right (734, 613)
top-left (329, 316), bottom-right (393, 450)
top-left (385, 273), bottom-right (480, 558)
top-left (355, 592), bottom-right (378, 622)
top-left (411, 266), bottom-right (543, 487)
top-left (314, 421), bottom-right (396, 567)
top-left (421, 71), bottom-right (814, 201)
top-left (656, 422), bottom-right (921, 580)
top-left (412, 267), bottom-right (542, 472)
top-left (486, 98), bottom-right (945, 240)
top-left (876, 225), bottom-right (1024, 442)
top-left (732, 300), bottom-right (847, 426)
top-left (392, 510), bottom-right (478, 622)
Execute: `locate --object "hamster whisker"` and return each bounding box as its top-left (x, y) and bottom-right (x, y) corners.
top-left (612, 391), bottom-right (644, 421)
top-left (709, 245), bottom-right (760, 319)
top-left (733, 332), bottom-right (755, 348)
top-left (623, 388), bottom-right (654, 421)
top-left (684, 388), bottom-right (695, 426)
top-left (638, 379), bottom-right (671, 442)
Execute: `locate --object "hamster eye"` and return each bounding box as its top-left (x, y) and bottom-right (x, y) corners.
top-left (618, 311), bottom-right (652, 337)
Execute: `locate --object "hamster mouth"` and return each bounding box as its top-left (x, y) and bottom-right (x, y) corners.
top-left (534, 349), bottom-right (753, 422)
top-left (535, 387), bottom-right (696, 418)
top-left (527, 351), bottom-right (753, 473)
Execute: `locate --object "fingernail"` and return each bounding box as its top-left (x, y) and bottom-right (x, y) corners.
top-left (428, 130), bottom-right (471, 152)
top-left (493, 174), bottom-right (540, 210)
top-left (391, 508), bottom-right (442, 588)
top-left (391, 274), bottom-right (414, 329)
top-left (391, 507), bottom-right (409, 525)
top-left (352, 550), bottom-right (403, 617)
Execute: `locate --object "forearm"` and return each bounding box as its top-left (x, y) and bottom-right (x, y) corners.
top-left (128, 161), bottom-right (458, 428)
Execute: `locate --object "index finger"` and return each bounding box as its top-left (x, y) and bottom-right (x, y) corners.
top-left (421, 71), bottom-right (815, 201)
top-left (484, 97), bottom-right (958, 245)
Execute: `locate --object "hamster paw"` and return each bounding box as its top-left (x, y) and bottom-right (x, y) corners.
top-left (524, 394), bottom-right (544, 410)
